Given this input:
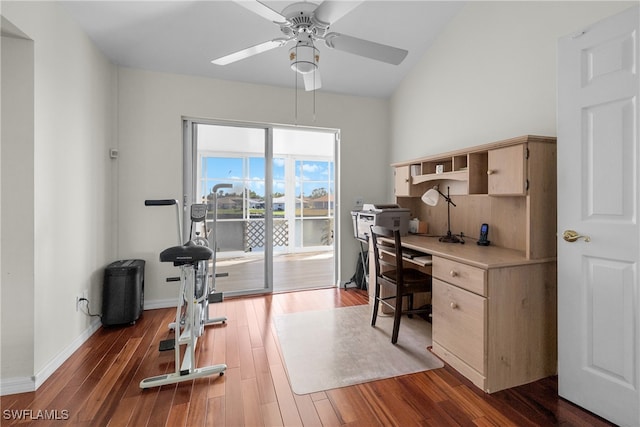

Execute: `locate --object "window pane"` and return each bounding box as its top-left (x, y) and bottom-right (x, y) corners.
top-left (209, 189), bottom-right (243, 220)
top-left (301, 160), bottom-right (328, 180)
top-left (273, 158), bottom-right (285, 180)
top-left (273, 157), bottom-right (285, 219)
top-left (249, 157), bottom-right (265, 181)
top-left (295, 159), bottom-right (333, 218)
top-left (303, 185), bottom-right (329, 217)
top-left (203, 157), bottom-right (243, 180)
top-left (248, 157), bottom-right (265, 218)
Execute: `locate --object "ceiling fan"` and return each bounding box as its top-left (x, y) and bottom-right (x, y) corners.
top-left (211, 1), bottom-right (409, 91)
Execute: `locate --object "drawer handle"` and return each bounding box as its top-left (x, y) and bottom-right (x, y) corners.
top-left (450, 302), bottom-right (458, 309)
top-left (449, 270), bottom-right (458, 277)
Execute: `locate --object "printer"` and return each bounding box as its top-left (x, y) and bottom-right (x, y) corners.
top-left (351, 204), bottom-right (410, 241)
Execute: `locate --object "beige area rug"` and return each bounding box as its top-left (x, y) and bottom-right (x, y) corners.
top-left (274, 304), bottom-right (444, 395)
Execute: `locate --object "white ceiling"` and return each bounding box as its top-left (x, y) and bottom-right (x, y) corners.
top-left (61, 1), bottom-right (465, 98)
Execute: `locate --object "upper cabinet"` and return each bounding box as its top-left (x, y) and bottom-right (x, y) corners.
top-left (393, 135), bottom-right (554, 198)
top-left (487, 144), bottom-right (526, 195)
top-left (394, 165), bottom-right (415, 197)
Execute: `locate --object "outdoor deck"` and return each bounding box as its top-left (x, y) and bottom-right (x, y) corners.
top-left (214, 251), bottom-right (336, 293)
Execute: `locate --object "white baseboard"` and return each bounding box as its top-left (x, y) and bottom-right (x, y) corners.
top-left (0, 317), bottom-right (102, 396)
top-left (0, 376), bottom-right (35, 395)
top-left (143, 298), bottom-right (177, 310)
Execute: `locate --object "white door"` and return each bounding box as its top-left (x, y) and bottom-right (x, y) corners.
top-left (557, 6), bottom-right (639, 426)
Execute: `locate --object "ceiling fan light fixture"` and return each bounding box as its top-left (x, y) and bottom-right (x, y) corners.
top-left (289, 43), bottom-right (319, 74)
top-left (211, 0), bottom-right (406, 94)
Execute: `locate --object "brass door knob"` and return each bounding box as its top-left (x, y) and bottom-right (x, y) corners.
top-left (563, 229), bottom-right (591, 243)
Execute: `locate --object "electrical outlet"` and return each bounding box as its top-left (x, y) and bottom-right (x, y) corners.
top-left (76, 289), bottom-right (88, 312)
top-left (355, 197), bottom-right (364, 208)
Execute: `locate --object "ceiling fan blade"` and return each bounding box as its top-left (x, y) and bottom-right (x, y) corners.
top-left (324, 32), bottom-right (408, 65)
top-left (303, 70), bottom-right (322, 91)
top-left (234, 0), bottom-right (286, 23)
top-left (313, 1), bottom-right (363, 25)
top-left (212, 38), bottom-right (290, 65)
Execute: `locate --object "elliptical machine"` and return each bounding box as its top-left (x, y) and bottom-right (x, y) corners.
top-left (140, 199), bottom-right (227, 389)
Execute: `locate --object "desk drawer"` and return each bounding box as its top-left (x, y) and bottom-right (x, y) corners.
top-left (432, 279), bottom-right (486, 374)
top-left (432, 256), bottom-right (487, 296)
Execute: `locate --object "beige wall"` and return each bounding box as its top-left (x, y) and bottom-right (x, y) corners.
top-left (1, 1), bottom-right (116, 393)
top-left (1, 33), bottom-right (35, 384)
top-left (390, 1), bottom-right (636, 171)
top-left (116, 67), bottom-right (390, 304)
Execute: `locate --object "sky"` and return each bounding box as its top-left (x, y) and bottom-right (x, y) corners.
top-left (201, 156), bottom-right (334, 199)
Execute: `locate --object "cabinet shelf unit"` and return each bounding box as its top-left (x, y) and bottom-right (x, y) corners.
top-left (383, 135), bottom-right (557, 394)
top-left (393, 135), bottom-right (555, 198)
top-left (392, 135), bottom-right (556, 260)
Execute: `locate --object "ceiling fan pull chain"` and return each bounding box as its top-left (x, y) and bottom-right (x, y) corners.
top-left (313, 70), bottom-right (316, 122)
top-left (294, 62), bottom-right (298, 125)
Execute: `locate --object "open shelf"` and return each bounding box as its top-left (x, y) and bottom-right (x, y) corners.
top-left (407, 153), bottom-right (486, 191)
top-left (412, 169), bottom-right (469, 184)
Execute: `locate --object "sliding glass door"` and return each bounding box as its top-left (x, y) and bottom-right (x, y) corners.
top-left (196, 123), bottom-right (271, 295)
top-left (184, 119), bottom-right (337, 297)
top-left (272, 128), bottom-right (335, 293)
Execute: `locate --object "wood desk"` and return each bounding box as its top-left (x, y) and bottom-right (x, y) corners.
top-left (388, 136), bottom-right (557, 392)
top-left (372, 234), bottom-right (557, 393)
top-left (400, 234), bottom-right (556, 268)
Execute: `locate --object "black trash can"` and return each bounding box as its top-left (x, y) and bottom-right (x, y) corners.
top-left (102, 259), bottom-right (145, 326)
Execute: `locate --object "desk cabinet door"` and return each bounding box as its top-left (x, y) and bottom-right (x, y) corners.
top-left (394, 165), bottom-right (412, 196)
top-left (432, 279), bottom-right (486, 374)
top-left (487, 144), bottom-right (526, 195)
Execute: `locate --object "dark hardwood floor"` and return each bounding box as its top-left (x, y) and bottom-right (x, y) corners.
top-left (1, 288), bottom-right (615, 426)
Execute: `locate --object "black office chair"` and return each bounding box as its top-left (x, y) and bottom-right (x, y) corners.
top-left (370, 225), bottom-right (432, 344)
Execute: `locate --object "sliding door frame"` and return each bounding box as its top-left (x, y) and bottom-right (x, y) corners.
top-left (182, 117), bottom-right (340, 296)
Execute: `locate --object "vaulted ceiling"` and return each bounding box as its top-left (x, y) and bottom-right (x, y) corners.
top-left (61, 1), bottom-right (465, 98)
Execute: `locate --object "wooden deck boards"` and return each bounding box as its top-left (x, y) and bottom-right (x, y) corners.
top-left (215, 251), bottom-right (336, 293)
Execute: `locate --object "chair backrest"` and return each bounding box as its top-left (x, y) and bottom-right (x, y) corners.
top-left (370, 225), bottom-right (404, 285)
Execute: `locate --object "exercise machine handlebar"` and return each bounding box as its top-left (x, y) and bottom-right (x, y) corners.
top-left (211, 184), bottom-right (232, 192)
top-left (144, 198), bottom-right (183, 245)
top-left (144, 199), bottom-right (178, 206)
